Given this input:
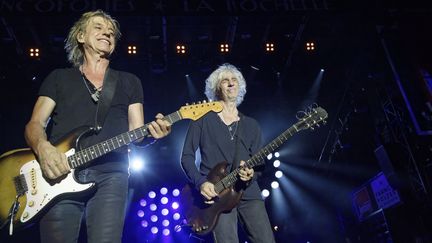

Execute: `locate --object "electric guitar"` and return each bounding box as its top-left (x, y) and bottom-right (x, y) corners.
top-left (180, 106), bottom-right (328, 235)
top-left (0, 101), bottom-right (223, 230)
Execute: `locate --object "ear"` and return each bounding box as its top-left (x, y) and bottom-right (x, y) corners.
top-left (77, 32), bottom-right (85, 43)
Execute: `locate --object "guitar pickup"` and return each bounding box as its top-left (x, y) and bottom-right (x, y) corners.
top-left (13, 174), bottom-right (28, 196)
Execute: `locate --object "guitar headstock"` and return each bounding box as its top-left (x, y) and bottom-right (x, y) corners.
top-left (179, 101), bottom-right (223, 121)
top-left (295, 105), bottom-right (328, 131)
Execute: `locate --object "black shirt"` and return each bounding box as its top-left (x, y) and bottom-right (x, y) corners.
top-left (39, 67), bottom-right (143, 171)
top-left (180, 111), bottom-right (264, 200)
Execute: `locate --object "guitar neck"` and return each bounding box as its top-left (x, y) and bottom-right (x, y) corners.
top-left (214, 124), bottom-right (301, 194)
top-left (67, 110), bottom-right (183, 169)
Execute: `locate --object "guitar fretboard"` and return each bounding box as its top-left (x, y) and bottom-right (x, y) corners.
top-left (214, 125), bottom-right (300, 194)
top-left (67, 111), bottom-right (183, 169)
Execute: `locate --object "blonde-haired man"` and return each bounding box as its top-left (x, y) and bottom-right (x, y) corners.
top-left (25, 10), bottom-right (170, 242)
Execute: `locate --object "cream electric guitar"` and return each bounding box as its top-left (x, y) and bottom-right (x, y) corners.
top-left (0, 101), bottom-right (223, 231)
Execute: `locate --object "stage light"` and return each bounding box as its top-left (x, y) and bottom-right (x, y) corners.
top-left (162, 228), bottom-right (170, 236)
top-left (261, 189), bottom-right (270, 198)
top-left (150, 203), bottom-right (157, 211)
top-left (130, 157), bottom-right (144, 171)
top-left (172, 202), bottom-right (179, 209)
top-left (273, 225), bottom-right (279, 231)
top-left (160, 187), bottom-right (168, 195)
top-left (172, 189), bottom-right (180, 197)
top-left (273, 160), bottom-right (280, 168)
top-left (267, 153), bottom-right (273, 160)
top-left (306, 42), bottom-right (315, 51)
top-left (161, 208), bottom-right (169, 216)
top-left (176, 44), bottom-right (186, 54)
top-left (161, 197), bottom-right (168, 204)
top-left (275, 170), bottom-right (283, 178)
top-left (148, 191), bottom-right (156, 199)
top-left (173, 213), bottom-right (180, 220)
top-left (141, 220), bottom-right (148, 227)
top-left (139, 199), bottom-right (147, 207)
top-left (265, 43), bottom-right (275, 52)
top-left (29, 48), bottom-right (40, 57)
top-left (151, 227), bottom-right (158, 234)
top-left (137, 210), bottom-right (144, 217)
top-left (151, 215), bottom-right (158, 222)
top-left (162, 219), bottom-right (170, 227)
top-left (274, 152), bottom-right (280, 158)
top-left (271, 181), bottom-right (279, 189)
top-left (321, 68), bottom-right (325, 72)
top-left (127, 45), bottom-right (137, 54)
top-left (220, 43), bottom-right (229, 53)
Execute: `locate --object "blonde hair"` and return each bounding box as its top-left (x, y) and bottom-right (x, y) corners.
top-left (65, 10), bottom-right (121, 67)
top-left (205, 63), bottom-right (247, 106)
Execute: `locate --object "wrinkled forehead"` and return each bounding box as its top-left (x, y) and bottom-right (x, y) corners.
top-left (87, 16), bottom-right (115, 30)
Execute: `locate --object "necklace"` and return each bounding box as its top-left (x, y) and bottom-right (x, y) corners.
top-left (80, 70), bottom-right (102, 103)
top-left (227, 121), bottom-right (239, 140)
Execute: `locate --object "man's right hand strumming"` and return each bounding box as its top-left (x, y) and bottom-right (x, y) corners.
top-left (36, 141), bottom-right (70, 179)
top-left (200, 181), bottom-right (218, 204)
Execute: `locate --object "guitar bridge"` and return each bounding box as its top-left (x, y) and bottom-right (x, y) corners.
top-left (13, 174), bottom-right (28, 196)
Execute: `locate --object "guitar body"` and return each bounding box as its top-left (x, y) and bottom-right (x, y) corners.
top-left (181, 161), bottom-right (243, 235)
top-left (0, 126), bottom-right (95, 229)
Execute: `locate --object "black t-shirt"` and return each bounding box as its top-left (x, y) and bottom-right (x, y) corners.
top-left (39, 67), bottom-right (143, 171)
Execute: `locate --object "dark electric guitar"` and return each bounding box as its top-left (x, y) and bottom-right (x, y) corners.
top-left (0, 101), bottom-right (223, 231)
top-left (180, 106), bottom-right (328, 235)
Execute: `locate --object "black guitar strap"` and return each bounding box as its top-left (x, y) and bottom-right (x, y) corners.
top-left (230, 114), bottom-right (243, 173)
top-left (94, 68), bottom-right (118, 132)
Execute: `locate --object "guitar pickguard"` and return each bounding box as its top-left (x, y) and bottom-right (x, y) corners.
top-left (19, 148), bottom-right (95, 223)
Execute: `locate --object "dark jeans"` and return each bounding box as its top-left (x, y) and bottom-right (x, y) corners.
top-left (213, 199), bottom-right (276, 243)
top-left (39, 169), bottom-right (129, 243)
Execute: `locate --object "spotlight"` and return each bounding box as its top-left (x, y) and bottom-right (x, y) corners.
top-left (176, 44), bottom-right (186, 54)
top-left (161, 197), bottom-right (168, 204)
top-left (127, 45), bottom-right (137, 54)
top-left (150, 215), bottom-right (158, 222)
top-left (172, 202), bottom-right (179, 209)
top-left (274, 152), bottom-right (280, 158)
top-left (173, 213), bottom-right (181, 220)
top-left (162, 219), bottom-right (170, 227)
top-left (150, 203), bottom-right (157, 211)
top-left (275, 170), bottom-right (283, 178)
top-left (273, 160), bottom-right (280, 168)
top-left (141, 220), bottom-right (149, 227)
top-left (265, 43), bottom-right (275, 52)
top-left (148, 191), bottom-right (156, 199)
top-left (220, 43), bottom-right (229, 53)
top-left (29, 48), bottom-right (40, 57)
top-left (273, 225), bottom-right (279, 231)
top-left (162, 228), bottom-right (170, 236)
top-left (161, 208), bottom-right (169, 216)
top-left (321, 68), bottom-right (325, 72)
top-left (139, 199), bottom-right (147, 207)
top-left (160, 187), bottom-right (168, 195)
top-left (306, 42), bottom-right (315, 51)
top-left (271, 181), bottom-right (279, 189)
top-left (267, 153), bottom-right (273, 160)
top-left (137, 210), bottom-right (144, 217)
top-left (151, 227), bottom-right (158, 234)
top-left (261, 189), bottom-right (270, 198)
top-left (130, 157), bottom-right (144, 171)
top-left (172, 189), bottom-right (180, 197)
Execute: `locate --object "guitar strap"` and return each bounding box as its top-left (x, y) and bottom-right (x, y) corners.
top-left (94, 68), bottom-right (118, 133)
top-left (230, 114), bottom-right (242, 173)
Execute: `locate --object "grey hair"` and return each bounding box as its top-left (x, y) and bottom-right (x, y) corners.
top-left (64, 10), bottom-right (121, 67)
top-left (204, 63), bottom-right (247, 106)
